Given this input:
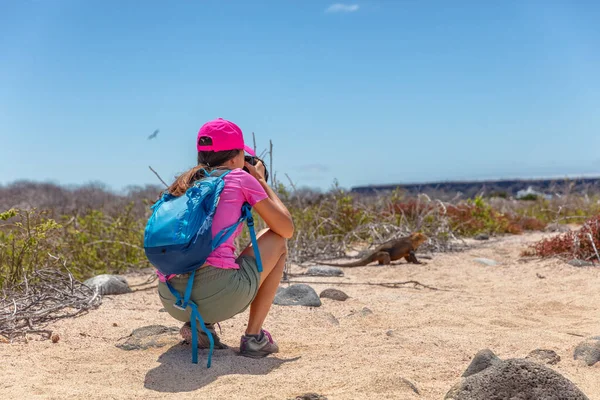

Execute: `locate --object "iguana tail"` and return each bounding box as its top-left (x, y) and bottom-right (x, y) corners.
top-left (316, 253), bottom-right (376, 268)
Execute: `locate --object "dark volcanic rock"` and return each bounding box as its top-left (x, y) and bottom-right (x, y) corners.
top-left (319, 288), bottom-right (349, 301)
top-left (462, 349), bottom-right (501, 377)
top-left (446, 355), bottom-right (588, 400)
top-left (116, 325), bottom-right (179, 351)
top-left (574, 336), bottom-right (600, 366)
top-left (291, 394), bottom-right (328, 400)
top-left (306, 266), bottom-right (344, 277)
top-left (274, 284), bottom-right (321, 307)
top-left (526, 349), bottom-right (561, 365)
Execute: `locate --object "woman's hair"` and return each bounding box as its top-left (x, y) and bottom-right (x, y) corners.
top-left (166, 148), bottom-right (241, 197)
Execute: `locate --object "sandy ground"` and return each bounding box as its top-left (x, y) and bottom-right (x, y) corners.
top-left (1, 230), bottom-right (600, 400)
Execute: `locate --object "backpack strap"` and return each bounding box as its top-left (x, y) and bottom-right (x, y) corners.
top-left (165, 270), bottom-right (215, 367)
top-left (242, 203), bottom-right (263, 273)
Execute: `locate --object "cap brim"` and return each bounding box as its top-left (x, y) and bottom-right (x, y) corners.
top-left (244, 145), bottom-right (256, 157)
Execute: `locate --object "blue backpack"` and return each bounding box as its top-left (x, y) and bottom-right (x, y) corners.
top-left (143, 168), bottom-right (263, 368)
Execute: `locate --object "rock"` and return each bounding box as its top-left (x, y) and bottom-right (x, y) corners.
top-left (446, 355), bottom-right (589, 400)
top-left (546, 223), bottom-right (571, 233)
top-left (568, 259), bottom-right (594, 267)
top-left (474, 234), bottom-right (490, 241)
top-left (51, 333), bottom-right (60, 343)
top-left (361, 307), bottom-right (373, 316)
top-left (386, 330), bottom-right (394, 337)
top-left (574, 336), bottom-right (600, 366)
top-left (473, 258), bottom-right (499, 266)
top-left (319, 288), bottom-right (349, 301)
top-left (273, 284), bottom-right (321, 307)
top-left (116, 325), bottom-right (180, 351)
top-left (291, 394), bottom-right (327, 400)
top-left (526, 349), bottom-right (561, 365)
top-left (462, 349), bottom-right (501, 377)
top-left (158, 308), bottom-right (167, 312)
top-left (84, 274), bottom-right (131, 295)
top-left (306, 266), bottom-right (344, 277)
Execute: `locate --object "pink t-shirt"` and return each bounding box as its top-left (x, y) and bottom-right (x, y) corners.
top-left (156, 168), bottom-right (268, 282)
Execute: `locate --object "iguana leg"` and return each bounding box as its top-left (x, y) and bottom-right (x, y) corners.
top-left (376, 252), bottom-right (392, 265)
top-left (404, 250), bottom-right (422, 264)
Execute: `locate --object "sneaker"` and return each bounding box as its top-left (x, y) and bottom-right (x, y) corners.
top-left (180, 322), bottom-right (229, 349)
top-left (239, 329), bottom-right (279, 358)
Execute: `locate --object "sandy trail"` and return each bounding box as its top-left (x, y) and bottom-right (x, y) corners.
top-left (1, 231), bottom-right (599, 399)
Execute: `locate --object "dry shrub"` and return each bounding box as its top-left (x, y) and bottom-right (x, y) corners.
top-left (523, 215), bottom-right (600, 261)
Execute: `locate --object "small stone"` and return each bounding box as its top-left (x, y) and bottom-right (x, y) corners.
top-left (306, 266), bottom-right (344, 277)
top-left (0, 335), bottom-right (9, 344)
top-left (574, 336), bottom-right (600, 366)
top-left (462, 349), bottom-right (501, 377)
top-left (319, 288), bottom-right (349, 301)
top-left (474, 234), bottom-right (490, 241)
top-left (361, 307), bottom-right (373, 316)
top-left (473, 258), bottom-right (499, 266)
top-left (568, 259), bottom-right (594, 267)
top-left (526, 349), bottom-right (561, 365)
top-left (545, 223), bottom-right (571, 233)
top-left (112, 323), bottom-right (118, 327)
top-left (273, 284), bottom-right (322, 307)
top-left (83, 274), bottom-right (132, 295)
top-left (386, 330), bottom-right (394, 337)
top-left (158, 308), bottom-right (167, 312)
top-left (116, 325), bottom-right (180, 351)
top-left (292, 394), bottom-right (328, 400)
top-left (51, 333), bottom-right (60, 343)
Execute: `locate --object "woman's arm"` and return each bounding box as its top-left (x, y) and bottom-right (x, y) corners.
top-left (244, 161), bottom-right (294, 239)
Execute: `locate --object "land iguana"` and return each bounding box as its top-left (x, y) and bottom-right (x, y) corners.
top-left (318, 232), bottom-right (428, 267)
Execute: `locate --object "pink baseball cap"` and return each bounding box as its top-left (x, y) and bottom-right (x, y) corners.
top-left (196, 118), bottom-right (256, 156)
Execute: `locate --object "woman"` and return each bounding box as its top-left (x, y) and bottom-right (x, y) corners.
top-left (156, 118), bottom-right (294, 358)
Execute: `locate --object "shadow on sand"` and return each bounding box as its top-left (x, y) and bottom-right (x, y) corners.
top-left (144, 342), bottom-right (301, 393)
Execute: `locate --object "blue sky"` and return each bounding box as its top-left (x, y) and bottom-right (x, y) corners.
top-left (1, 1), bottom-right (599, 192)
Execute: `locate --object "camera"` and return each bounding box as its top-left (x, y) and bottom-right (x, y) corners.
top-left (243, 156), bottom-right (268, 182)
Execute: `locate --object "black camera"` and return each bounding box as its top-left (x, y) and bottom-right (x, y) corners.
top-left (243, 156), bottom-right (269, 182)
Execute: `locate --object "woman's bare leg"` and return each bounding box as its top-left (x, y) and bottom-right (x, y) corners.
top-left (239, 229), bottom-right (287, 335)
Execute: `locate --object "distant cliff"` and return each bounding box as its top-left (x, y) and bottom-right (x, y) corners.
top-left (350, 177), bottom-right (600, 199)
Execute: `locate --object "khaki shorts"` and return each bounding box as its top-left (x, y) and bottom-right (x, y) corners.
top-left (157, 255), bottom-right (261, 324)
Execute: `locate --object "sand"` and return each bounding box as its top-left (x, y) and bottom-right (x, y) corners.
top-left (1, 231), bottom-right (600, 399)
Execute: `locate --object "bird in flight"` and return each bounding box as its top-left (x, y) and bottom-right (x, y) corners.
top-left (148, 129), bottom-right (159, 140)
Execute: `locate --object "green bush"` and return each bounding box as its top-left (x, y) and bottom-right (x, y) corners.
top-left (0, 205), bottom-right (150, 291)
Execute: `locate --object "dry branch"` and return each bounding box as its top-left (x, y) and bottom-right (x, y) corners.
top-left (0, 267), bottom-right (102, 341)
top-left (148, 165), bottom-right (168, 188)
top-left (282, 278), bottom-right (443, 291)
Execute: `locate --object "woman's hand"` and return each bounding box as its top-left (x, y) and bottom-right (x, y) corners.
top-left (244, 160), bottom-right (266, 182)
